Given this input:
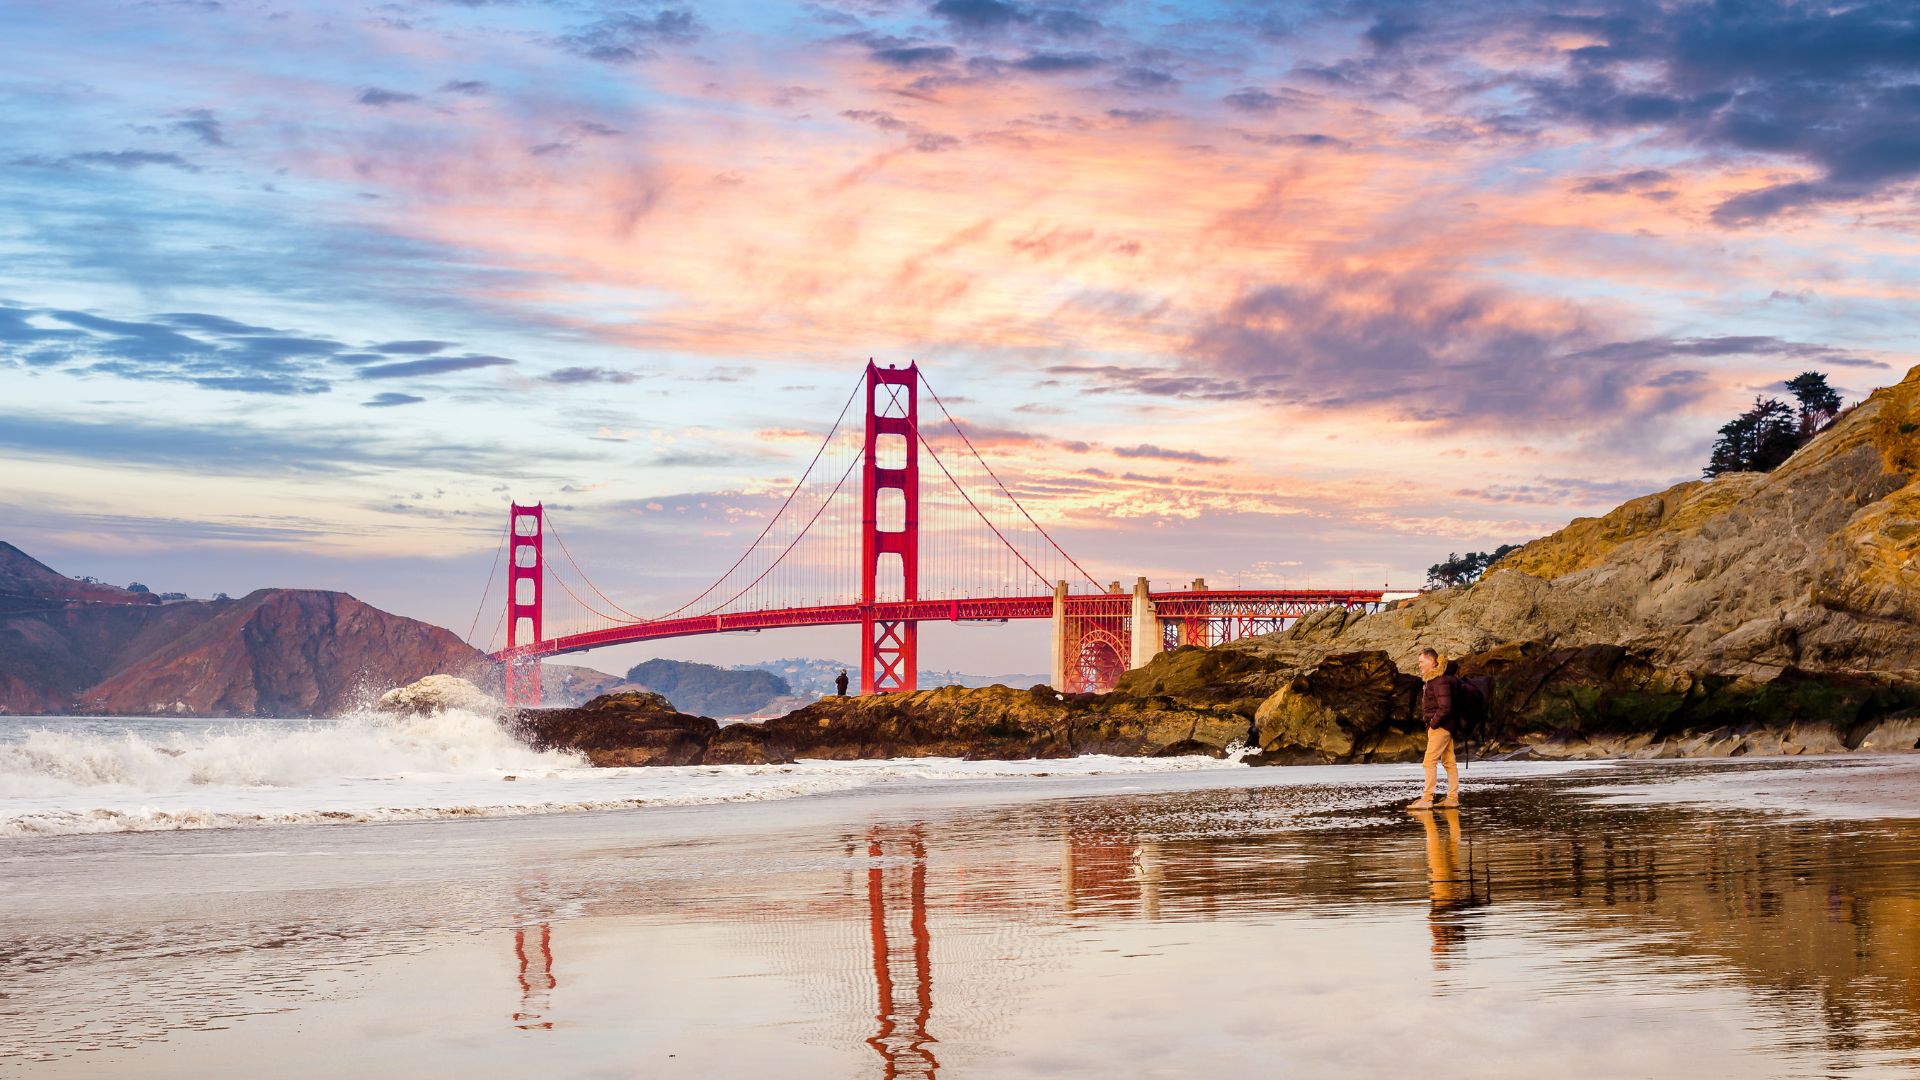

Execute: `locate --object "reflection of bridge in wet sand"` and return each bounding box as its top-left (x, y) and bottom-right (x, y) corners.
top-left (511, 924), bottom-right (557, 1031)
top-left (865, 828), bottom-right (937, 1079)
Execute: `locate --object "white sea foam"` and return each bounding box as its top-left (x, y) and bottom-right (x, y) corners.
top-left (0, 711), bottom-right (1249, 837)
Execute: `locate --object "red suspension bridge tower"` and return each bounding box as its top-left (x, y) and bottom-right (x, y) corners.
top-left (861, 362), bottom-right (919, 695)
top-left (504, 502), bottom-right (544, 708)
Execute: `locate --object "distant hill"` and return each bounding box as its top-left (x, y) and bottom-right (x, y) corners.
top-left (732, 658), bottom-right (852, 697)
top-left (0, 541), bottom-right (608, 715)
top-left (0, 540), bottom-right (156, 609)
top-left (624, 658), bottom-right (795, 718)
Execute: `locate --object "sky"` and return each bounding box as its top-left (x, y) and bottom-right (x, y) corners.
top-left (1, 0), bottom-right (1916, 675)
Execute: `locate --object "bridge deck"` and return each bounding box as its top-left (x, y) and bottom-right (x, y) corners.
top-left (492, 589), bottom-right (1388, 661)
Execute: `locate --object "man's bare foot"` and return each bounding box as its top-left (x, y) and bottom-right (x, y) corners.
top-left (1441, 795), bottom-right (1460, 807)
top-left (1407, 798), bottom-right (1433, 810)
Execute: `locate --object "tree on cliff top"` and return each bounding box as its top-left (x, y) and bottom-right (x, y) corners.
top-left (1786, 371), bottom-right (1842, 435)
top-left (1427, 545), bottom-right (1521, 588)
top-left (1705, 397), bottom-right (1799, 477)
top-left (1704, 373), bottom-right (1842, 478)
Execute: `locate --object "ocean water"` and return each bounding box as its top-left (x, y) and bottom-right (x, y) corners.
top-left (0, 710), bottom-right (1255, 837)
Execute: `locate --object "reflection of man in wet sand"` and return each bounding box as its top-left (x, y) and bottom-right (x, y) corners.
top-left (1409, 647), bottom-right (1461, 809)
top-left (1417, 808), bottom-right (1469, 964)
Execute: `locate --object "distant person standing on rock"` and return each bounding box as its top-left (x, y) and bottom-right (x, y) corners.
top-left (1410, 647), bottom-right (1461, 809)
top-left (835, 669), bottom-right (850, 697)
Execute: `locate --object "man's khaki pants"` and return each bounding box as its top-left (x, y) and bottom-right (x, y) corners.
top-left (1422, 727), bottom-right (1459, 803)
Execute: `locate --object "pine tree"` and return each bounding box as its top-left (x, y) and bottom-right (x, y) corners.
top-left (1749, 397), bottom-right (1801, 470)
top-left (1425, 544), bottom-right (1523, 588)
top-left (1785, 371), bottom-right (1842, 436)
top-left (1705, 396), bottom-right (1803, 476)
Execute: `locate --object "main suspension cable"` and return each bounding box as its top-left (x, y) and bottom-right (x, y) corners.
top-left (699, 453), bottom-right (863, 615)
top-left (653, 370), bottom-right (867, 622)
top-left (542, 512), bottom-right (649, 623)
top-left (465, 518), bottom-right (509, 647)
top-left (917, 370), bottom-right (1102, 590)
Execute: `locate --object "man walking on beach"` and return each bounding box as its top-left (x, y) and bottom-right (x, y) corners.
top-left (1410, 647), bottom-right (1461, 809)
top-left (835, 669), bottom-right (850, 697)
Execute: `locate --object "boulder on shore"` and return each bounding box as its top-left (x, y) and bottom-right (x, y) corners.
top-left (512, 690), bottom-right (716, 766)
top-left (1253, 651), bottom-right (1422, 763)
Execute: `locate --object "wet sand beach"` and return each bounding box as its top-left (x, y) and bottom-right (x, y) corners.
top-left (7, 756), bottom-right (1920, 1078)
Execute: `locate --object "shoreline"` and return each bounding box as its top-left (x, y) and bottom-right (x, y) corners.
top-left (6, 707), bottom-right (1920, 839)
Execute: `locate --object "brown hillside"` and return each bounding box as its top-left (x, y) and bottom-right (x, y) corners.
top-left (0, 540), bottom-right (497, 715)
top-left (75, 589), bottom-right (489, 716)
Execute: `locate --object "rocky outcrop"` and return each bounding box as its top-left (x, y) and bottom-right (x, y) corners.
top-left (512, 691), bottom-right (716, 766)
top-left (1232, 641), bottom-right (1920, 764)
top-left (1253, 651), bottom-right (1423, 763)
top-left (1246, 364), bottom-right (1920, 683)
top-left (511, 683), bottom-right (1254, 766)
top-left (508, 638), bottom-right (1920, 768)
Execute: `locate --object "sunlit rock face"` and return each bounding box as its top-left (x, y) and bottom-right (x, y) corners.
top-left (1276, 363), bottom-right (1920, 682)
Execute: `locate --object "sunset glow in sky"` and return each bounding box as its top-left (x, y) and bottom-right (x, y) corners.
top-left (2, 0), bottom-right (1916, 671)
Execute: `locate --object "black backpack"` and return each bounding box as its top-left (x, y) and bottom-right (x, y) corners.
top-left (1451, 675), bottom-right (1491, 764)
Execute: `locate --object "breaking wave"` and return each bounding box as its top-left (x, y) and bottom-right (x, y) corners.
top-left (0, 711), bottom-right (1249, 838)
top-left (0, 709), bottom-right (579, 798)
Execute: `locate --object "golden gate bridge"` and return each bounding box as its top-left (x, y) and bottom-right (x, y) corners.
top-left (479, 362), bottom-right (1400, 706)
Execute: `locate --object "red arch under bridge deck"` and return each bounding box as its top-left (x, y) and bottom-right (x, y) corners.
top-left (479, 361), bottom-right (1402, 705)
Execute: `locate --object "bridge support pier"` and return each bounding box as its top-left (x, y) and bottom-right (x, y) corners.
top-left (1049, 580), bottom-right (1068, 692)
top-left (1129, 576), bottom-right (1161, 671)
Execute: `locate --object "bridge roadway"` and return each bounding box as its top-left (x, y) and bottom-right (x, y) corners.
top-left (493, 588), bottom-right (1390, 662)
